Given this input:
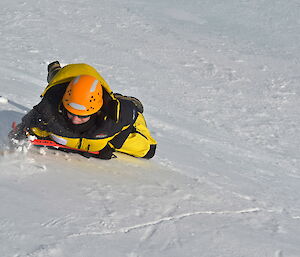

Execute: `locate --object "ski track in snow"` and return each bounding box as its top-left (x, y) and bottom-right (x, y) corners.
top-left (68, 207), bottom-right (262, 237)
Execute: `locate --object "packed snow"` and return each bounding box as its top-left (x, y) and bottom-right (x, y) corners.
top-left (0, 0), bottom-right (299, 256)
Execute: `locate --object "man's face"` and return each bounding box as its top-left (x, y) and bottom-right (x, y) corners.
top-left (67, 111), bottom-right (91, 125)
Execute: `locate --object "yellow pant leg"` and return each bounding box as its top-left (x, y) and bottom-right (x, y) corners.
top-left (116, 113), bottom-right (157, 158)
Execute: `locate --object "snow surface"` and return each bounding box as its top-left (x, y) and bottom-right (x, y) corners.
top-left (0, 0), bottom-right (300, 256)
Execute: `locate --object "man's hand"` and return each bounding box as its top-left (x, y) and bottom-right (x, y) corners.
top-left (8, 122), bottom-right (29, 141)
top-left (98, 144), bottom-right (115, 160)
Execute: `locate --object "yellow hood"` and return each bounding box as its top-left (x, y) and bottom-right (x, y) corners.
top-left (41, 63), bottom-right (115, 99)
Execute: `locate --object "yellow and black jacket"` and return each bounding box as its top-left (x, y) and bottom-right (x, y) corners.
top-left (21, 63), bottom-right (157, 159)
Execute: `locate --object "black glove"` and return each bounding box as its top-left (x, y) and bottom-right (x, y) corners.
top-left (98, 144), bottom-right (115, 160)
top-left (8, 122), bottom-right (29, 141)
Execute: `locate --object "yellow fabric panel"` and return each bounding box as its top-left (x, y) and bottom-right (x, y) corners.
top-left (134, 113), bottom-right (157, 145)
top-left (54, 136), bottom-right (80, 148)
top-left (79, 124), bottom-right (130, 151)
top-left (31, 127), bottom-right (112, 151)
top-left (118, 133), bottom-right (151, 157)
top-left (49, 134), bottom-right (113, 151)
top-left (80, 137), bottom-right (113, 152)
top-left (42, 63), bottom-right (114, 98)
top-left (116, 113), bottom-right (157, 157)
top-left (31, 127), bottom-right (51, 138)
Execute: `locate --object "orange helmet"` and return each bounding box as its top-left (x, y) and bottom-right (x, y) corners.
top-left (62, 75), bottom-right (103, 116)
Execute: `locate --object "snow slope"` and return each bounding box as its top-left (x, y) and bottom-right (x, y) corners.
top-left (0, 0), bottom-right (300, 256)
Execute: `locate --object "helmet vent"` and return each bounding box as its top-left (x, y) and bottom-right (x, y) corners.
top-left (68, 102), bottom-right (86, 111)
top-left (90, 80), bottom-right (99, 92)
top-left (73, 76), bottom-right (80, 85)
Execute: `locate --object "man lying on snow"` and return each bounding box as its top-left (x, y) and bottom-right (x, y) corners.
top-left (9, 61), bottom-right (157, 160)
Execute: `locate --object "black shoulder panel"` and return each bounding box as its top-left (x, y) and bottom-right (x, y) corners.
top-left (118, 98), bottom-right (138, 125)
